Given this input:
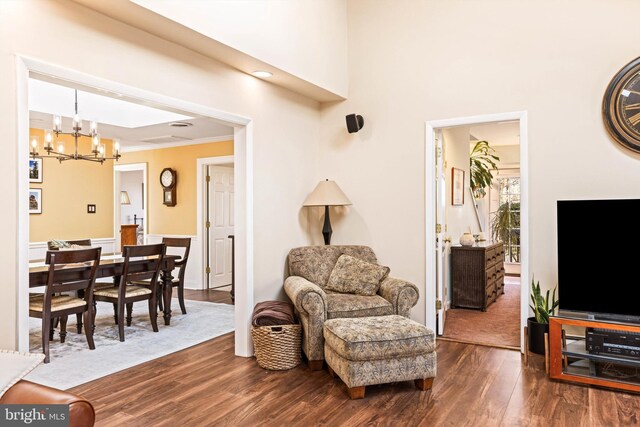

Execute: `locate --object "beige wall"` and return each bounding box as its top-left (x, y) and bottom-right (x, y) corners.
top-left (120, 141), bottom-right (234, 236)
top-left (444, 127), bottom-right (478, 242)
top-left (0, 0), bottom-right (319, 349)
top-left (320, 0), bottom-right (640, 324)
top-left (29, 128), bottom-right (114, 242)
top-left (130, 0), bottom-right (349, 97)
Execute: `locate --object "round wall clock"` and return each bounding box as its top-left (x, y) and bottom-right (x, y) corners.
top-left (603, 56), bottom-right (640, 153)
top-left (160, 168), bottom-right (177, 206)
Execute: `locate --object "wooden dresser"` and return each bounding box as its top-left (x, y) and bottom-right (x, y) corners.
top-left (451, 241), bottom-right (505, 311)
top-left (120, 224), bottom-right (138, 252)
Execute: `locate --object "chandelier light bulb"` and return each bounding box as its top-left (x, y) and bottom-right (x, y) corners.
top-left (30, 137), bottom-right (39, 155)
top-left (53, 115), bottom-right (62, 132)
top-left (92, 134), bottom-right (100, 149)
top-left (44, 131), bottom-right (53, 150)
top-left (99, 144), bottom-right (105, 157)
top-left (113, 140), bottom-right (120, 156)
top-left (89, 121), bottom-right (98, 136)
top-left (73, 113), bottom-right (81, 130)
top-left (57, 142), bottom-right (65, 153)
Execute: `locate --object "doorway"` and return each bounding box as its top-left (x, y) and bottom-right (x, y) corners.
top-left (425, 111), bottom-right (529, 351)
top-left (114, 164), bottom-right (147, 251)
top-left (203, 162), bottom-right (235, 294)
top-left (17, 57), bottom-right (254, 357)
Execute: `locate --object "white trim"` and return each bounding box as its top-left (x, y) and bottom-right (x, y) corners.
top-left (16, 57), bottom-right (29, 352)
top-left (121, 134), bottom-right (234, 153)
top-left (425, 111), bottom-right (529, 352)
top-left (17, 56), bottom-right (254, 357)
top-left (196, 155), bottom-right (234, 291)
top-left (114, 162), bottom-right (148, 251)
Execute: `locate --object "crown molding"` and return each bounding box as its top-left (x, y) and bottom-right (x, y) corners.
top-left (121, 134), bottom-right (234, 153)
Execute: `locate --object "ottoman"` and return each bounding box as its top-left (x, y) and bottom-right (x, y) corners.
top-left (324, 315), bottom-right (436, 399)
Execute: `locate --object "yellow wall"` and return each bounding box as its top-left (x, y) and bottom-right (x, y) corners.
top-left (120, 141), bottom-right (233, 235)
top-left (29, 128), bottom-right (114, 242)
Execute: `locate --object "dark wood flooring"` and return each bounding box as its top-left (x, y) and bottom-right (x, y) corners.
top-left (69, 290), bottom-right (640, 427)
top-left (183, 288), bottom-right (233, 305)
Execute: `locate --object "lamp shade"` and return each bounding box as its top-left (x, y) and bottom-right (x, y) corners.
top-left (303, 180), bottom-right (352, 207)
top-left (120, 191), bottom-right (131, 205)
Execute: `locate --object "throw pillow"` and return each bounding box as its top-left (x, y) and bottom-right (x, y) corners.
top-left (0, 350), bottom-right (45, 398)
top-left (325, 254), bottom-right (390, 296)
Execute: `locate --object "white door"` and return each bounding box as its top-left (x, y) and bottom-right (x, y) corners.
top-left (207, 165), bottom-right (234, 288)
top-left (435, 130), bottom-right (447, 335)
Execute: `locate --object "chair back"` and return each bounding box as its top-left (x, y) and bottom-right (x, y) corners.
top-left (120, 244), bottom-right (166, 292)
top-left (47, 239), bottom-right (92, 250)
top-left (287, 245), bottom-right (378, 288)
top-left (44, 247), bottom-right (102, 299)
top-left (162, 237), bottom-right (191, 282)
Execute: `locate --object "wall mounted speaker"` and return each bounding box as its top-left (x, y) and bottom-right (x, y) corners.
top-left (346, 114), bottom-right (364, 133)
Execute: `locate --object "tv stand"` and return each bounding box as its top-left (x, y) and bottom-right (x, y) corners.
top-left (549, 316), bottom-right (640, 393)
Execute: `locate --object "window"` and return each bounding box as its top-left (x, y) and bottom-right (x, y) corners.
top-left (493, 177), bottom-right (520, 263)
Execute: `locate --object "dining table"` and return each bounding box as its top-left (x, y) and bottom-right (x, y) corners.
top-left (29, 253), bottom-right (180, 329)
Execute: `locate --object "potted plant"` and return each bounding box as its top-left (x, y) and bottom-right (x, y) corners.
top-left (470, 140), bottom-right (499, 199)
top-left (491, 201), bottom-right (520, 262)
top-left (527, 278), bottom-right (559, 355)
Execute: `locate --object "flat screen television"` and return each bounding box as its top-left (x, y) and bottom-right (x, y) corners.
top-left (557, 199), bottom-right (640, 323)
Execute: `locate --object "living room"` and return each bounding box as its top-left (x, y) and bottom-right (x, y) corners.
top-left (1, 0), bottom-right (640, 426)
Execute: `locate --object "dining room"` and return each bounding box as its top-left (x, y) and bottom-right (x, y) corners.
top-left (25, 75), bottom-right (238, 389)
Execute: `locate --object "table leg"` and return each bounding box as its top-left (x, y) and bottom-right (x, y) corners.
top-left (161, 268), bottom-right (174, 325)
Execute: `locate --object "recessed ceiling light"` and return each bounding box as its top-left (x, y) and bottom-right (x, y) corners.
top-left (252, 70), bottom-right (273, 78)
top-left (169, 121), bottom-right (193, 128)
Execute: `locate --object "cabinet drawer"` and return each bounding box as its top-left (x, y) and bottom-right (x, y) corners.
top-left (485, 248), bottom-right (496, 265)
top-left (486, 265), bottom-right (497, 283)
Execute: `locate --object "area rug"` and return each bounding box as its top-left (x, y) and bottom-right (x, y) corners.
top-left (442, 277), bottom-right (520, 348)
top-left (25, 300), bottom-right (234, 390)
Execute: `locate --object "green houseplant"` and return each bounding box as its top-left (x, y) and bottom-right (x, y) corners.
top-left (470, 140), bottom-right (499, 198)
top-left (527, 278), bottom-right (559, 355)
top-left (491, 201), bottom-right (520, 262)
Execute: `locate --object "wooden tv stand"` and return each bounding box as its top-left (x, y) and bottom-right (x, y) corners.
top-left (549, 316), bottom-right (640, 393)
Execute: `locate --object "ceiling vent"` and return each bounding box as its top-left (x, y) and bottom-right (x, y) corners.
top-left (169, 121), bottom-right (193, 128)
top-left (138, 135), bottom-right (192, 144)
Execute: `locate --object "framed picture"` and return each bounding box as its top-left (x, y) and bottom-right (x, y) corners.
top-left (452, 168), bottom-right (465, 206)
top-left (29, 158), bottom-right (43, 183)
top-left (29, 189), bottom-right (42, 214)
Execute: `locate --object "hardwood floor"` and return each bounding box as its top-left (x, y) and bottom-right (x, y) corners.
top-left (68, 290), bottom-right (640, 426)
top-left (183, 288), bottom-right (233, 305)
top-left (69, 334), bottom-right (640, 427)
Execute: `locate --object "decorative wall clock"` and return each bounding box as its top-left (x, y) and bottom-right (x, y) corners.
top-left (160, 167), bottom-right (177, 206)
top-left (603, 57), bottom-right (640, 153)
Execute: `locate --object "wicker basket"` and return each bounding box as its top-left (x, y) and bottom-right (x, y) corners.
top-left (251, 324), bottom-right (302, 370)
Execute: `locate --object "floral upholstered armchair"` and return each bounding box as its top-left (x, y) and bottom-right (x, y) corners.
top-left (283, 246), bottom-right (419, 370)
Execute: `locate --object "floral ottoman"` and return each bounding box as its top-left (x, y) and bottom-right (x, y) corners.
top-left (323, 315), bottom-right (436, 399)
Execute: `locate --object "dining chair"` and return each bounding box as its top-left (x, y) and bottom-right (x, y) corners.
top-left (29, 247), bottom-right (101, 363)
top-left (93, 243), bottom-right (165, 342)
top-left (133, 237), bottom-right (191, 315)
top-left (46, 238), bottom-right (105, 335)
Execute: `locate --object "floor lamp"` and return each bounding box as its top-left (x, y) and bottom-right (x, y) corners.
top-left (303, 179), bottom-right (352, 245)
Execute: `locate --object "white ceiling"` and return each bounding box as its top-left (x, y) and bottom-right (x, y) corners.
top-left (28, 78), bottom-right (234, 149)
top-left (469, 121), bottom-right (520, 146)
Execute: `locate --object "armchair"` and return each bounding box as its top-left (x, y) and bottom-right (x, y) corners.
top-left (284, 246), bottom-right (419, 370)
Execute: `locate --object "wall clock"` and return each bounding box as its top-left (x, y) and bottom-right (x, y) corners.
top-left (160, 167), bottom-right (177, 206)
top-left (603, 56), bottom-right (640, 153)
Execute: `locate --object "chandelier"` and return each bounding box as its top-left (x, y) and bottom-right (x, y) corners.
top-left (30, 90), bottom-right (121, 164)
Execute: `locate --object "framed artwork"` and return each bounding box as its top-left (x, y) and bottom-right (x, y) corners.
top-left (29, 189), bottom-right (42, 214)
top-left (452, 168), bottom-right (465, 206)
top-left (29, 158), bottom-right (43, 183)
